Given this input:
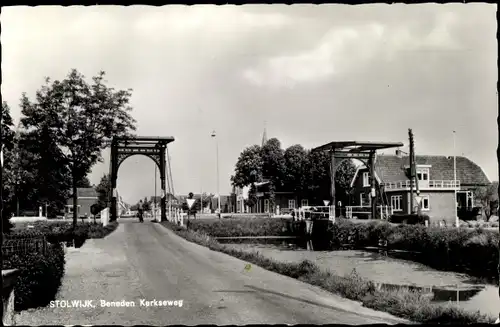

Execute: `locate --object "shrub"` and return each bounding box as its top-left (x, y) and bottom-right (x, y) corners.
top-left (389, 214), bottom-right (429, 225)
top-left (184, 218), bottom-right (294, 237)
top-left (2, 243), bottom-right (65, 311)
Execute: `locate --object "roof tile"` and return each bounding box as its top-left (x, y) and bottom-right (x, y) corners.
top-left (371, 155), bottom-right (490, 186)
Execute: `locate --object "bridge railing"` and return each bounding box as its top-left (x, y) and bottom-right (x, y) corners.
top-left (293, 206), bottom-right (336, 222)
top-left (345, 205), bottom-right (393, 219)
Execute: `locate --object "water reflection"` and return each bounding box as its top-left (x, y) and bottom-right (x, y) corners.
top-left (219, 237), bottom-right (500, 318)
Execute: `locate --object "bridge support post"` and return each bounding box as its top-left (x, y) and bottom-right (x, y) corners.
top-left (160, 146), bottom-right (167, 223)
top-left (110, 141), bottom-right (118, 222)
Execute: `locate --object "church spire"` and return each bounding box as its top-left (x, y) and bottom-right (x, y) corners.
top-left (261, 121), bottom-right (268, 147)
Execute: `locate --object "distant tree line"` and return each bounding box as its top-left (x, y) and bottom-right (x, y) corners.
top-left (230, 138), bottom-right (357, 212)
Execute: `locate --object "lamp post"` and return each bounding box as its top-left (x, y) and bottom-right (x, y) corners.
top-left (211, 130), bottom-right (221, 217)
top-left (454, 131), bottom-right (459, 228)
top-left (154, 162), bottom-right (157, 219)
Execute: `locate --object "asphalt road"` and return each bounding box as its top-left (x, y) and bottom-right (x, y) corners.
top-left (16, 219), bottom-right (407, 325)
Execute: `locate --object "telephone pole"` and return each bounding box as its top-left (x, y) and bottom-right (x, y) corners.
top-left (1, 103), bottom-right (5, 319)
top-left (409, 129), bottom-right (415, 214)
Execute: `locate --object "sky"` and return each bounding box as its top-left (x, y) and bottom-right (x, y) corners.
top-left (1, 4), bottom-right (497, 205)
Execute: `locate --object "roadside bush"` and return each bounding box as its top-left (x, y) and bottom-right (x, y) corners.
top-left (2, 243), bottom-right (65, 311)
top-left (87, 221), bottom-right (119, 238)
top-left (389, 214), bottom-right (429, 225)
top-left (185, 218), bottom-right (294, 237)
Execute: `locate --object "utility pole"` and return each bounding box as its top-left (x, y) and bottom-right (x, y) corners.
top-left (453, 131), bottom-right (458, 228)
top-left (1, 102), bottom-right (5, 319)
top-left (154, 163), bottom-right (157, 219)
top-left (409, 129), bottom-right (415, 214)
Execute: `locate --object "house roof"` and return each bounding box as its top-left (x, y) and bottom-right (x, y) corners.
top-left (150, 193), bottom-right (177, 203)
top-left (354, 154), bottom-right (490, 186)
top-left (211, 195), bottom-right (230, 207)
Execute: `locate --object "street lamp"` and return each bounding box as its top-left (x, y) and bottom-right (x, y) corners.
top-left (453, 131), bottom-right (459, 228)
top-left (211, 130), bottom-right (221, 217)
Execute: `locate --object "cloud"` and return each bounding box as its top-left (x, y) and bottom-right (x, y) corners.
top-left (133, 5), bottom-right (292, 36)
top-left (242, 11), bottom-right (460, 88)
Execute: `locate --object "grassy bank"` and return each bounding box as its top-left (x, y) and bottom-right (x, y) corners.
top-left (160, 221), bottom-right (494, 324)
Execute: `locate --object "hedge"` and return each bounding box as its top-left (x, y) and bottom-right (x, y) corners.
top-left (185, 218), bottom-right (300, 237)
top-left (2, 242), bottom-right (66, 311)
top-left (328, 219), bottom-right (499, 280)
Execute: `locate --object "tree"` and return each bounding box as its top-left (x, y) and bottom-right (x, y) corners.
top-left (476, 181), bottom-right (499, 219)
top-left (95, 173), bottom-right (111, 210)
top-left (261, 138), bottom-right (286, 211)
top-left (16, 126), bottom-right (74, 217)
top-left (307, 150), bottom-right (331, 203)
top-left (231, 145), bottom-right (264, 188)
top-left (246, 183), bottom-right (258, 210)
top-left (76, 176), bottom-right (92, 188)
top-left (1, 102), bottom-right (16, 232)
top-left (305, 151), bottom-right (356, 205)
top-left (334, 159), bottom-right (357, 206)
top-left (284, 144), bottom-right (310, 195)
top-left (20, 69), bottom-right (137, 228)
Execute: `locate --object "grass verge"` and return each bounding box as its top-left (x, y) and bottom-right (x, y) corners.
top-left (160, 220), bottom-right (494, 324)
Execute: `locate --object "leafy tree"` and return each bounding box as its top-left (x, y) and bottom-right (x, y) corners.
top-left (245, 183), bottom-right (258, 210)
top-left (17, 125), bottom-right (75, 217)
top-left (261, 138), bottom-right (286, 211)
top-left (307, 150), bottom-right (331, 203)
top-left (476, 181), bottom-right (499, 219)
top-left (76, 176), bottom-right (92, 188)
top-left (19, 69), bottom-right (137, 228)
top-left (231, 145), bottom-right (264, 188)
top-left (1, 102), bottom-right (16, 231)
top-left (261, 138), bottom-right (286, 186)
top-left (284, 144), bottom-right (310, 195)
top-left (95, 173), bottom-right (111, 210)
top-left (334, 159), bottom-right (357, 206)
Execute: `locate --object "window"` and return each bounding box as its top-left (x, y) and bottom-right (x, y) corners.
top-left (417, 168), bottom-right (429, 181)
top-left (421, 195), bottom-right (430, 211)
top-left (362, 172), bottom-right (370, 187)
top-left (264, 199), bottom-right (270, 213)
top-left (301, 199), bottom-right (309, 207)
top-left (391, 196), bottom-right (402, 211)
top-left (288, 199), bottom-right (296, 209)
top-left (360, 193), bottom-right (371, 207)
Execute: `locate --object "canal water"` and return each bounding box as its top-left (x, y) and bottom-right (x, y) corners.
top-left (218, 237), bottom-right (499, 318)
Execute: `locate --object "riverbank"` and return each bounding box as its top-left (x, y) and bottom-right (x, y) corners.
top-left (160, 221), bottom-right (494, 324)
top-left (223, 240), bottom-right (499, 318)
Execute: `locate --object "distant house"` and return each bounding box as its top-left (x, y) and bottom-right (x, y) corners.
top-left (149, 193), bottom-right (178, 206)
top-left (66, 188), bottom-right (98, 218)
top-left (350, 155), bottom-right (491, 225)
top-left (210, 195), bottom-right (231, 213)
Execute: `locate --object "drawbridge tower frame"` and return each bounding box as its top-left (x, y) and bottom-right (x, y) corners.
top-left (109, 136), bottom-right (175, 222)
top-left (311, 141), bottom-right (403, 219)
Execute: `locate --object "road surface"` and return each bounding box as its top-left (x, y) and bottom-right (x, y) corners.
top-left (16, 219), bottom-right (407, 325)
